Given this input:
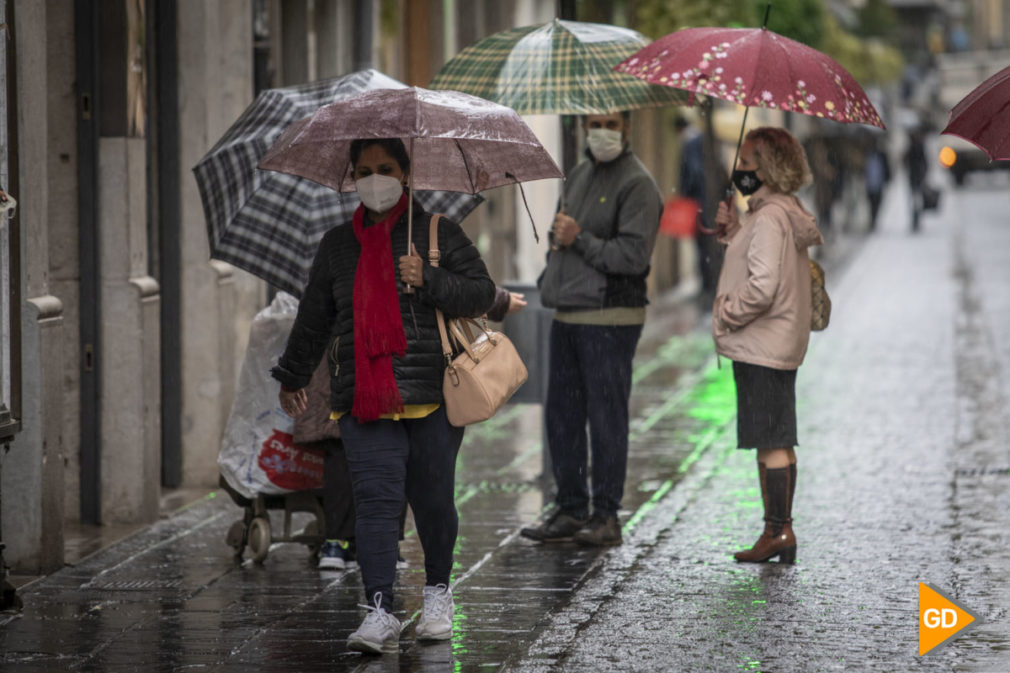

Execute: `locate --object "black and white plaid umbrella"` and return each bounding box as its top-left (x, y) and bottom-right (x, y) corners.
top-left (193, 69), bottom-right (483, 298)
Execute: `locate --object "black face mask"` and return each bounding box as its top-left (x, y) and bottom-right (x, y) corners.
top-left (731, 169), bottom-right (763, 196)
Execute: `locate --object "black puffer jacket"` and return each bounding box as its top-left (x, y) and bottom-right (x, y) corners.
top-left (271, 203), bottom-right (495, 413)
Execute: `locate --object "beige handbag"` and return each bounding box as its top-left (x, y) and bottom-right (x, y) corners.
top-left (428, 215), bottom-right (528, 427)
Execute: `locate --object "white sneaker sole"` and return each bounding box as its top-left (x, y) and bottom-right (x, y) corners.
top-left (347, 635), bottom-right (398, 655)
top-left (317, 557), bottom-right (345, 570)
top-left (415, 626), bottom-right (452, 641)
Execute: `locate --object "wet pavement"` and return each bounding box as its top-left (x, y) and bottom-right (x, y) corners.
top-left (511, 173), bottom-right (1010, 672)
top-left (3, 171), bottom-right (1010, 672)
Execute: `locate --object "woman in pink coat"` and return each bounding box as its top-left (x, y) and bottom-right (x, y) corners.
top-left (712, 127), bottom-right (824, 564)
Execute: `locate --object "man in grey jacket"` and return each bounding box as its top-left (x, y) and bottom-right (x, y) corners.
top-left (521, 111), bottom-right (662, 546)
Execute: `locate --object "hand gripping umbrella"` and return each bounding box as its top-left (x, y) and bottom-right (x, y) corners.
top-left (193, 69), bottom-right (484, 298)
top-left (258, 86), bottom-right (564, 251)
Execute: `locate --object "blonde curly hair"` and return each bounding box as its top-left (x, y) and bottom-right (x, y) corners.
top-left (746, 127), bottom-right (812, 194)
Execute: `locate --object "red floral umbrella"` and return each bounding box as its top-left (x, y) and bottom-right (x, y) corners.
top-left (616, 22), bottom-right (884, 235)
top-left (941, 65), bottom-right (1010, 161)
top-left (614, 26), bottom-right (884, 129)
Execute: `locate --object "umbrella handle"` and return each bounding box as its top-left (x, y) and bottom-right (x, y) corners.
top-left (697, 189), bottom-right (735, 236)
top-left (700, 104), bottom-right (750, 237)
top-left (404, 140), bottom-right (416, 295)
top-left (550, 179), bottom-right (566, 251)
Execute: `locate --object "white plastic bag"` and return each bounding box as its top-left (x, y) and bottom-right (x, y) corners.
top-left (218, 292), bottom-right (324, 499)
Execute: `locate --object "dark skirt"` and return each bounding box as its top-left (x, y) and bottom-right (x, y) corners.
top-left (732, 361), bottom-right (798, 449)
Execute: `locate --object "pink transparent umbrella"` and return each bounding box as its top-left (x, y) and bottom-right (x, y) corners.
top-left (259, 86), bottom-right (563, 249)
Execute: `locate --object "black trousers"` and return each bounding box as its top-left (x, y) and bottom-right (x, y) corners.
top-left (546, 321), bottom-right (642, 518)
top-left (316, 439), bottom-right (356, 540)
top-left (338, 406), bottom-right (463, 610)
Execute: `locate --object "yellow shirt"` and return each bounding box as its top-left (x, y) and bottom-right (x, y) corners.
top-left (330, 404), bottom-right (440, 422)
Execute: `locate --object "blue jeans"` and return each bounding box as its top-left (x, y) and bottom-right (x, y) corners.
top-left (545, 321), bottom-right (642, 518)
top-left (338, 406), bottom-right (463, 610)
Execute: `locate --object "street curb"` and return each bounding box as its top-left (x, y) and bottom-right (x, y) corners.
top-left (506, 369), bottom-right (739, 669)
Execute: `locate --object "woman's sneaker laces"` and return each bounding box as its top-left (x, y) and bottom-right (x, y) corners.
top-left (347, 592), bottom-right (400, 655)
top-left (415, 584), bottom-right (454, 641)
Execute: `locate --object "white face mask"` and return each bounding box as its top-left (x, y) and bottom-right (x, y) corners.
top-left (355, 173), bottom-right (404, 214)
top-left (586, 128), bottom-right (624, 163)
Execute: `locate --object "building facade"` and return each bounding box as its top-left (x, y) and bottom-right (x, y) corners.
top-left (1, 0), bottom-right (690, 577)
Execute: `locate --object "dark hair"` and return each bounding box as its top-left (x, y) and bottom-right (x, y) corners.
top-left (349, 137), bottom-right (411, 173)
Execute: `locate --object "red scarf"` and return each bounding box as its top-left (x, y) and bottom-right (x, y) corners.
top-left (350, 194), bottom-right (410, 422)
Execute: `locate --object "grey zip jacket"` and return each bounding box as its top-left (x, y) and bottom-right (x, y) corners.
top-left (538, 148), bottom-right (662, 311)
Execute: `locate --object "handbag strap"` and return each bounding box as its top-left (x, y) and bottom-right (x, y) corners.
top-left (429, 215), bottom-right (456, 364)
top-left (449, 318), bottom-right (497, 360)
top-left (428, 214), bottom-right (442, 269)
top-left (430, 215), bottom-right (492, 364)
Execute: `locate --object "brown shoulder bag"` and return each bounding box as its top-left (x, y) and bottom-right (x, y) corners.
top-left (809, 259), bottom-right (831, 331)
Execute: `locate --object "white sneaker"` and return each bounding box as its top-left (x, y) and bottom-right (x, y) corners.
top-left (347, 593), bottom-right (400, 655)
top-left (415, 584), bottom-right (454, 641)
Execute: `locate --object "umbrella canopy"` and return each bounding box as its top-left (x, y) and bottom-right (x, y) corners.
top-left (193, 69), bottom-right (483, 298)
top-left (942, 65), bottom-right (1010, 161)
top-left (428, 18), bottom-right (689, 115)
top-left (259, 86), bottom-right (563, 194)
top-left (615, 26), bottom-right (884, 128)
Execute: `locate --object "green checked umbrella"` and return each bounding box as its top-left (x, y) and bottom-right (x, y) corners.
top-left (430, 18), bottom-right (689, 115)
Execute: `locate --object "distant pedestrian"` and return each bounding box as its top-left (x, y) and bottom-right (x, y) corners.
top-left (805, 137), bottom-right (839, 238)
top-left (273, 137), bottom-right (495, 655)
top-left (905, 128), bottom-right (928, 232)
top-left (864, 139), bottom-right (891, 232)
top-left (675, 114), bottom-right (722, 306)
top-left (711, 127), bottom-right (823, 564)
top-left (521, 111), bottom-right (662, 547)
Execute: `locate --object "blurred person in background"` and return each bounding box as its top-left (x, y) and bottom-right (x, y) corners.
top-left (864, 137), bottom-right (891, 232)
top-left (675, 113), bottom-right (722, 307)
top-left (904, 128), bottom-right (928, 233)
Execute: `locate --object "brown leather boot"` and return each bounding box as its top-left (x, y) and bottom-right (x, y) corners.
top-left (734, 464), bottom-right (797, 564)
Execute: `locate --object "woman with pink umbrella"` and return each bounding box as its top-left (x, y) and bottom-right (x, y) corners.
top-left (272, 137), bottom-right (495, 654)
top-left (262, 86), bottom-right (560, 654)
